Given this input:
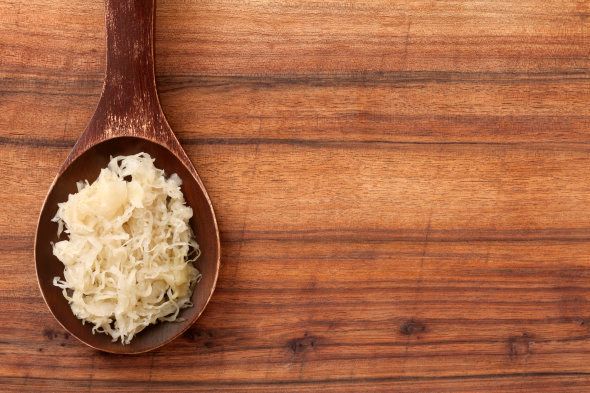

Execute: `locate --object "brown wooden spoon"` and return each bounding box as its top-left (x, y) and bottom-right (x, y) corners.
top-left (34, 0), bottom-right (220, 354)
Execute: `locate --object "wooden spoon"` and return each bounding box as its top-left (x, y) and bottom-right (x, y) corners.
top-left (34, 0), bottom-right (220, 354)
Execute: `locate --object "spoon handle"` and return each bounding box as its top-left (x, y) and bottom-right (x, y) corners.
top-left (81, 0), bottom-right (175, 145)
top-left (64, 0), bottom-right (194, 173)
top-left (103, 0), bottom-right (159, 120)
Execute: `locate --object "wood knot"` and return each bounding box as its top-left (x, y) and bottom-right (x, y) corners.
top-left (287, 333), bottom-right (318, 355)
top-left (183, 328), bottom-right (216, 349)
top-left (574, 317), bottom-right (587, 327)
top-left (42, 328), bottom-right (71, 347)
top-left (507, 333), bottom-right (534, 360)
top-left (43, 328), bottom-right (69, 341)
top-left (42, 328), bottom-right (57, 340)
top-left (400, 320), bottom-right (426, 336)
top-left (184, 328), bottom-right (214, 340)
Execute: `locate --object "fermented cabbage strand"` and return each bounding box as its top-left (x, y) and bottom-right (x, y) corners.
top-left (52, 152), bottom-right (200, 344)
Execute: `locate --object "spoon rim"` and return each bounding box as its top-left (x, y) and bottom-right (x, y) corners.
top-left (34, 136), bottom-right (220, 354)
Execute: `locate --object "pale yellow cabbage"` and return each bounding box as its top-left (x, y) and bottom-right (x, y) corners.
top-left (52, 152), bottom-right (200, 344)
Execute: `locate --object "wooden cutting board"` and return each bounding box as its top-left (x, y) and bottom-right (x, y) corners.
top-left (2, 0), bottom-right (590, 391)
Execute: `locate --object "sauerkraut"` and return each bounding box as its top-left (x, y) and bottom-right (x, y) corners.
top-left (51, 152), bottom-right (200, 344)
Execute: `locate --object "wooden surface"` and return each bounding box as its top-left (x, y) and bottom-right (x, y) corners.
top-left (2, 0), bottom-right (590, 391)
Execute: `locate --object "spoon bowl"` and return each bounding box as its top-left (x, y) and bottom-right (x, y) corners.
top-left (34, 0), bottom-right (220, 354)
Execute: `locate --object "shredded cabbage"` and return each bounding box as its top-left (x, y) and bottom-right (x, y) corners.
top-left (51, 152), bottom-right (200, 344)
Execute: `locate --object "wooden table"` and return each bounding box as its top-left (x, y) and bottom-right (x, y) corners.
top-left (2, 0), bottom-right (590, 391)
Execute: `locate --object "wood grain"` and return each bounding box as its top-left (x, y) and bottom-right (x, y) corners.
top-left (2, 0), bottom-right (590, 390)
